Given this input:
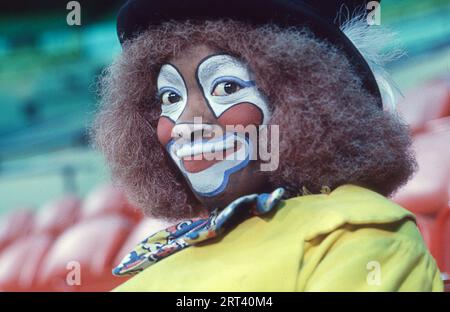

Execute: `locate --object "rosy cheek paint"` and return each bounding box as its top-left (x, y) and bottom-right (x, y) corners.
top-left (157, 116), bottom-right (175, 146)
top-left (217, 102), bottom-right (263, 127)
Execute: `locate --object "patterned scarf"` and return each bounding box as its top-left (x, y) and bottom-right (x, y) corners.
top-left (113, 188), bottom-right (285, 276)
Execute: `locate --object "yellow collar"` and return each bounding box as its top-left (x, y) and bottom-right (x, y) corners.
top-left (272, 184), bottom-right (415, 241)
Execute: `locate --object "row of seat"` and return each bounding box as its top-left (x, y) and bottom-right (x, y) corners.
top-left (0, 186), bottom-right (448, 291)
top-left (396, 77), bottom-right (450, 135)
top-left (393, 75), bottom-right (450, 291)
top-left (0, 185), bottom-right (172, 291)
top-left (393, 118), bottom-right (450, 215)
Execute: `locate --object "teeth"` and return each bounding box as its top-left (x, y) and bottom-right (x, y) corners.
top-left (175, 135), bottom-right (237, 158)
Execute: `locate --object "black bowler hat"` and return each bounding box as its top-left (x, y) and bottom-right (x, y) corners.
top-left (117, 0), bottom-right (383, 108)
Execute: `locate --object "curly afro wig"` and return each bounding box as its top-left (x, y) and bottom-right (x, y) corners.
top-left (92, 20), bottom-right (416, 220)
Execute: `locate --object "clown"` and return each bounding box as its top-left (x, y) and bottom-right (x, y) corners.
top-left (92, 0), bottom-right (443, 291)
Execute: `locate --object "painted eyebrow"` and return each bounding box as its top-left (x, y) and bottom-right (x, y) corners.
top-left (198, 56), bottom-right (244, 77)
top-left (157, 64), bottom-right (184, 87)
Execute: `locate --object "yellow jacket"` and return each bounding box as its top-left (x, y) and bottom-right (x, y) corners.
top-left (114, 185), bottom-right (443, 291)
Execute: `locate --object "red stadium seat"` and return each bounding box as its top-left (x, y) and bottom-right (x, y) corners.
top-left (415, 214), bottom-right (435, 251)
top-left (114, 217), bottom-right (173, 267)
top-left (81, 185), bottom-right (143, 222)
top-left (0, 234), bottom-right (53, 291)
top-left (396, 77), bottom-right (450, 134)
top-left (393, 128), bottom-right (450, 214)
top-left (424, 116), bottom-right (450, 133)
top-left (431, 206), bottom-right (450, 275)
top-left (0, 209), bottom-right (34, 252)
top-left (37, 214), bottom-right (132, 291)
top-left (34, 195), bottom-right (81, 236)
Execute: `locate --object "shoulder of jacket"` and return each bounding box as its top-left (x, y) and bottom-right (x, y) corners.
top-left (275, 184), bottom-right (416, 241)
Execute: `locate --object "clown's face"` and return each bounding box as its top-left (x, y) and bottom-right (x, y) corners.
top-left (156, 45), bottom-right (271, 209)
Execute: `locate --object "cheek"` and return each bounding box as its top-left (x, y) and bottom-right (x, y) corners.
top-left (157, 117), bottom-right (175, 146)
top-left (217, 103), bottom-right (263, 127)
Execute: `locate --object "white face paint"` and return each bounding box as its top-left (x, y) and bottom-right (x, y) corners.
top-left (157, 64), bottom-right (188, 122)
top-left (156, 54), bottom-right (270, 197)
top-left (197, 54), bottom-right (271, 124)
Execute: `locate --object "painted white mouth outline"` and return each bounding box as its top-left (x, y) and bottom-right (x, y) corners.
top-left (167, 133), bottom-right (251, 197)
top-left (173, 133), bottom-right (241, 160)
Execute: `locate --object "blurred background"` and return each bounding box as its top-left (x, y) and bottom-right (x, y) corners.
top-left (0, 0), bottom-right (449, 291)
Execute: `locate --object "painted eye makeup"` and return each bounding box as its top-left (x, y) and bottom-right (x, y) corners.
top-left (159, 88), bottom-right (182, 105)
top-left (157, 64), bottom-right (188, 122)
top-left (210, 77), bottom-right (255, 97)
top-left (197, 55), bottom-right (270, 123)
top-left (212, 81), bottom-right (241, 96)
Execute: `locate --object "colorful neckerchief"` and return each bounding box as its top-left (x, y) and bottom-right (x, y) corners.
top-left (113, 188), bottom-right (285, 276)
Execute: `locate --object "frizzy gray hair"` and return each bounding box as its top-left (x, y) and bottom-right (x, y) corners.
top-left (91, 19), bottom-right (416, 220)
